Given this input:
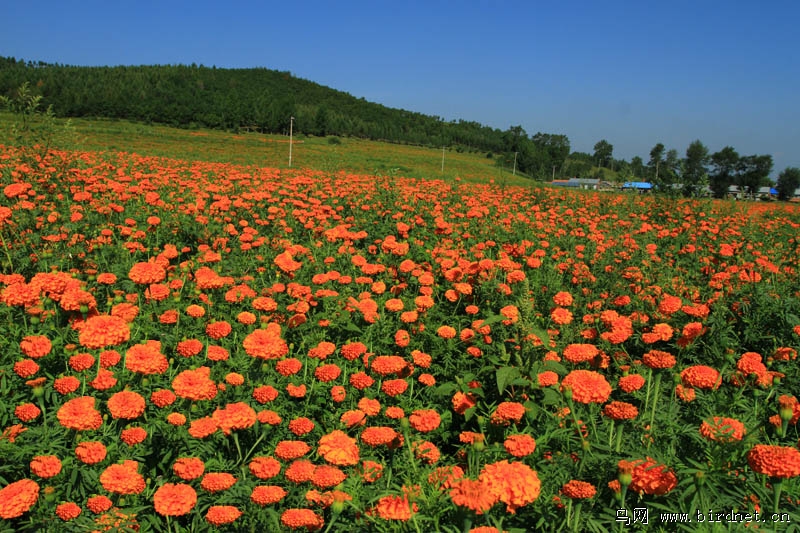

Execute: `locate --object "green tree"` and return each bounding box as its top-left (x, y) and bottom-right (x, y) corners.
top-left (593, 139), bottom-right (613, 168)
top-left (682, 140), bottom-right (709, 197)
top-left (735, 155), bottom-right (773, 197)
top-left (709, 146), bottom-right (739, 198)
top-left (775, 167), bottom-right (800, 201)
top-left (648, 143), bottom-right (665, 184)
top-left (630, 156), bottom-right (645, 180)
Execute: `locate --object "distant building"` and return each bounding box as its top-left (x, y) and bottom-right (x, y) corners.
top-left (622, 181), bottom-right (652, 192)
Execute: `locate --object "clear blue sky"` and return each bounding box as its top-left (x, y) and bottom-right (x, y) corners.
top-left (2, 1), bottom-right (798, 175)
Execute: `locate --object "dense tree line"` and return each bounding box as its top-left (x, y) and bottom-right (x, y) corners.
top-left (0, 56), bottom-right (572, 178)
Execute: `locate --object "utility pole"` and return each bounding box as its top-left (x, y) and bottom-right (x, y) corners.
top-left (288, 116), bottom-right (294, 167)
top-left (552, 165), bottom-right (556, 181)
top-left (513, 152), bottom-right (518, 176)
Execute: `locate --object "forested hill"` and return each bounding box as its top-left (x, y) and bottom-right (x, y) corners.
top-left (0, 56), bottom-right (571, 177)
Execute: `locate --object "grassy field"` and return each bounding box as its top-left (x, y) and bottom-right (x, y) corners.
top-left (0, 112), bottom-right (536, 186)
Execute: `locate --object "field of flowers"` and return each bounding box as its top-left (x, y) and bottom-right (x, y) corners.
top-left (1, 144), bottom-right (799, 532)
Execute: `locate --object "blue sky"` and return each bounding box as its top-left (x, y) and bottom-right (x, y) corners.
top-left (2, 1), bottom-right (798, 175)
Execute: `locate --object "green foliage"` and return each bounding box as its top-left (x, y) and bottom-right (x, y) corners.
top-left (775, 167), bottom-right (800, 201)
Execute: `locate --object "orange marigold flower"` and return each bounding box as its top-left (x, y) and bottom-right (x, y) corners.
top-left (200, 473), bottom-right (237, 493)
top-left (285, 460), bottom-right (317, 483)
top-left (55, 501), bottom-right (81, 521)
top-left (251, 485), bottom-right (287, 505)
top-left (562, 480), bottom-right (596, 499)
top-left (243, 323), bottom-right (289, 359)
top-left (75, 441), bottom-right (107, 465)
top-left (289, 417), bottom-right (315, 436)
top-left (675, 384), bottom-right (696, 402)
top-left (125, 342), bottom-right (168, 375)
top-left (561, 370), bottom-right (612, 404)
top-left (563, 343), bottom-right (599, 364)
top-left (19, 335), bottom-right (52, 358)
top-left (551, 306), bottom-right (573, 325)
top-left (277, 357), bottom-right (303, 376)
top-left (57, 396), bottom-right (103, 431)
top-left (275, 441), bottom-right (312, 461)
top-left (537, 371), bottom-right (559, 387)
top-left (173, 458), bottom-right (205, 481)
top-left (212, 402), bottom-right (257, 435)
top-left (318, 430), bottom-right (360, 466)
top-left (205, 320), bottom-right (232, 339)
top-left (360, 460), bottom-right (384, 483)
top-left (166, 413), bottom-right (186, 426)
top-left (99, 463), bottom-right (145, 495)
top-left (176, 338), bottom-right (203, 357)
top-left (374, 494), bottom-right (417, 521)
top-left (30, 455), bottom-right (62, 478)
top-left (618, 374), bottom-right (646, 393)
top-left (340, 341), bottom-right (368, 360)
top-left (680, 365), bottom-right (721, 390)
top-left (287, 383), bottom-right (307, 398)
top-left (349, 371), bottom-right (374, 390)
top-left (159, 309), bottom-right (179, 324)
top-left (449, 478), bottom-right (496, 515)
top-left (357, 397), bottom-right (381, 416)
top-left (311, 465), bottom-right (346, 489)
top-left (253, 385), bottom-right (279, 404)
top-left (308, 341), bottom-right (336, 360)
top-left (153, 483), bottom-right (197, 516)
top-left (553, 291), bottom-right (574, 306)
top-left (249, 457), bottom-right (281, 480)
top-left (628, 458), bottom-right (678, 495)
top-left (120, 427), bottom-right (147, 446)
top-left (128, 261), bottom-right (166, 285)
top-left (503, 434), bottom-right (536, 457)
top-left (382, 378), bottom-right (409, 397)
top-left (658, 295), bottom-right (682, 315)
top-left (437, 325), bottom-right (457, 339)
top-left (185, 304), bottom-right (205, 318)
top-left (428, 465), bottom-right (464, 490)
top-left (747, 445), bottom-right (800, 479)
top-left (281, 508), bottom-right (324, 531)
top-left (642, 350), bottom-right (676, 370)
top-left (479, 461), bottom-right (540, 513)
top-left (15, 403), bottom-right (41, 422)
top-left (452, 391), bottom-right (477, 415)
top-left (0, 478), bottom-right (39, 519)
top-left (172, 366), bottom-right (217, 401)
top-left (150, 389), bottom-right (176, 408)
top-left (603, 401), bottom-right (639, 421)
top-left (370, 355), bottom-right (408, 376)
top-left (107, 390), bottom-right (146, 419)
top-left (700, 417), bottom-right (745, 443)
top-left (314, 363), bottom-right (341, 383)
top-left (409, 409), bottom-right (441, 432)
top-left (13, 359), bottom-right (39, 378)
top-left (86, 495), bottom-right (113, 514)
top-left (68, 352), bottom-right (95, 372)
top-left (361, 426), bottom-right (399, 447)
top-left (188, 416), bottom-right (218, 439)
top-left (490, 402), bottom-right (526, 425)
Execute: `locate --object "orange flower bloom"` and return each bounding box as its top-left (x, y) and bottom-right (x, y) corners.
top-left (86, 495), bottom-right (113, 514)
top-left (125, 342), bottom-right (168, 375)
top-left (437, 325), bottom-right (457, 339)
top-left (490, 402), bottom-right (526, 425)
top-left (369, 355), bottom-right (408, 376)
top-left (57, 396), bottom-right (103, 431)
top-left (503, 434), bottom-right (536, 457)
top-left (212, 402), bottom-right (257, 435)
top-left (281, 508), bottom-right (324, 531)
top-left (479, 461), bottom-right (540, 513)
top-left (176, 338), bottom-right (203, 357)
top-left (747, 445), bottom-right (800, 478)
top-left (642, 350), bottom-right (676, 370)
top-left (249, 457), bottom-right (282, 480)
top-left (563, 343), bottom-right (599, 364)
top-left (200, 473), bottom-right (237, 493)
top-left (56, 502), bottom-right (82, 521)
top-left (173, 457), bottom-right (205, 480)
top-left (361, 426), bottom-right (399, 447)
top-left (107, 390), bottom-right (146, 419)
top-left (317, 430), bottom-right (359, 466)
top-left (551, 307), bottom-right (573, 325)
top-left (311, 465), bottom-right (346, 489)
top-left (172, 366), bottom-right (217, 401)
top-left (275, 441), bottom-right (312, 461)
top-left (603, 401), bottom-right (639, 421)
top-left (75, 441), bottom-right (107, 465)
top-left (276, 358), bottom-right (303, 376)
top-left (30, 455), bottom-right (62, 478)
top-left (628, 458), bottom-right (677, 495)
top-left (374, 494), bottom-right (417, 521)
top-left (243, 323), bottom-right (289, 359)
top-left (14, 403), bottom-right (40, 422)
top-left (153, 483), bottom-right (197, 516)
top-left (128, 261), bottom-right (166, 284)
top-left (680, 365), bottom-right (721, 390)
top-left (618, 374), bottom-right (646, 393)
top-left (700, 417), bottom-right (745, 443)
top-left (0, 478), bottom-right (39, 519)
top-left (285, 460), bottom-right (317, 483)
top-left (19, 335), bottom-right (52, 358)
top-left (449, 478), bottom-right (497, 515)
top-left (205, 505), bottom-right (242, 526)
top-left (251, 485), bottom-right (287, 505)
top-left (120, 427), bottom-right (147, 446)
top-left (99, 463), bottom-right (145, 495)
top-left (381, 378), bottom-right (409, 397)
top-left (409, 409), bottom-right (441, 432)
top-left (562, 480), bottom-right (596, 499)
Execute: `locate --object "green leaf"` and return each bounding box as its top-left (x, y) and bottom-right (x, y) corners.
top-left (496, 365), bottom-right (521, 395)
